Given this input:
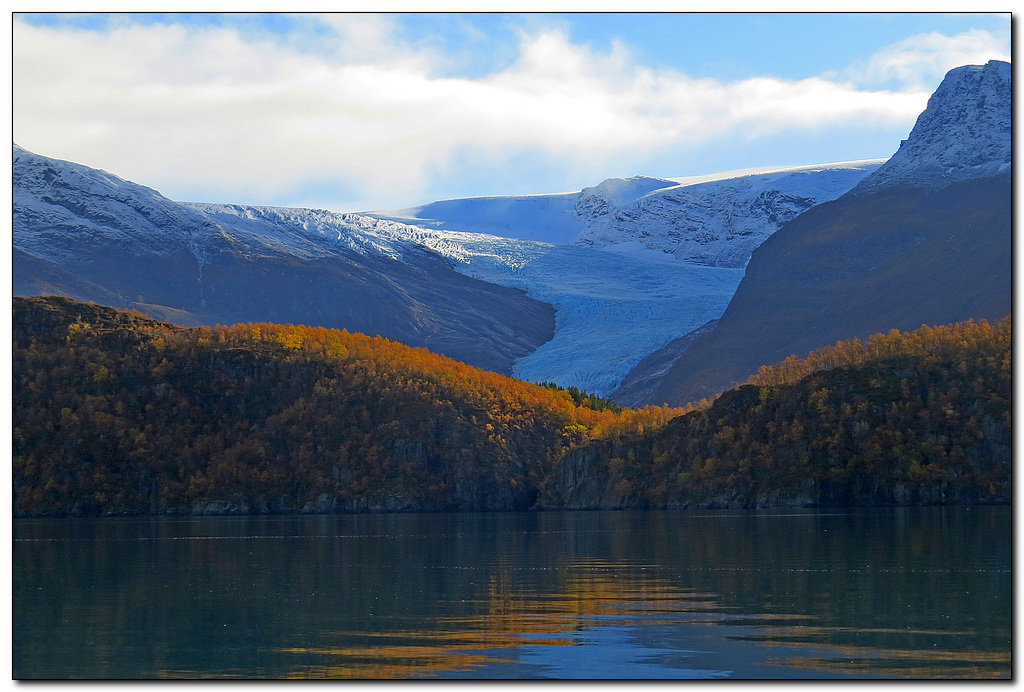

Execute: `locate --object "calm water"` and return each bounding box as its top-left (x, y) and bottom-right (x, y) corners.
top-left (13, 507), bottom-right (1010, 679)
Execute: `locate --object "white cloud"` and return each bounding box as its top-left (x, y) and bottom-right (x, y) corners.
top-left (12, 15), bottom-right (993, 211)
top-left (480, 31), bottom-right (926, 152)
top-left (828, 28), bottom-right (1011, 90)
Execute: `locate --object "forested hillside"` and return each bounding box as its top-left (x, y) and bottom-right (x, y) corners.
top-left (13, 297), bottom-right (684, 516)
top-left (549, 318), bottom-right (1011, 509)
top-left (13, 297), bottom-right (1010, 516)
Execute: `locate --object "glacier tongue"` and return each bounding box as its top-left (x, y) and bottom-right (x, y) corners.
top-left (426, 239), bottom-right (744, 396)
top-left (14, 140), bottom-right (885, 399)
top-left (235, 159), bottom-right (883, 397)
top-left (505, 251), bottom-right (743, 396)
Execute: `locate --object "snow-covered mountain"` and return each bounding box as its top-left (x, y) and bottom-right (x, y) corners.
top-left (363, 161), bottom-right (882, 394)
top-left (188, 158), bottom-right (884, 396)
top-left (852, 59), bottom-right (1010, 195)
top-left (573, 161), bottom-right (885, 267)
top-left (13, 140), bottom-right (884, 397)
top-left (373, 160), bottom-right (885, 267)
top-left (13, 144), bottom-right (556, 375)
top-left (632, 60), bottom-right (1012, 407)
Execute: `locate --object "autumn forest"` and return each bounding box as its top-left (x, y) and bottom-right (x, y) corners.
top-left (12, 296), bottom-right (1011, 516)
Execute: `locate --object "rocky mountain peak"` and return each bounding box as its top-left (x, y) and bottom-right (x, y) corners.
top-left (853, 59), bottom-right (1010, 194)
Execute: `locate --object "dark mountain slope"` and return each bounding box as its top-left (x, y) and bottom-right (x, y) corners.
top-left (647, 172), bottom-right (1011, 405)
top-left (633, 60), bottom-right (1010, 406)
top-left (610, 319), bottom-right (719, 407)
top-left (12, 145), bottom-right (554, 375)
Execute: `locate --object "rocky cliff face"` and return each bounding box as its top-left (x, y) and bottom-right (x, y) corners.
top-left (852, 60), bottom-right (1010, 194)
top-left (538, 440), bottom-right (649, 510)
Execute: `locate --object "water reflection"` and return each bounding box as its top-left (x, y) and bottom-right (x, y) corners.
top-left (275, 559), bottom-right (1009, 679)
top-left (13, 507), bottom-right (1011, 679)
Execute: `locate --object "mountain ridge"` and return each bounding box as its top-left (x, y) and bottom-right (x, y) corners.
top-left (14, 142), bottom-right (880, 395)
top-left (852, 59), bottom-right (1010, 194)
top-left (13, 144), bottom-right (556, 375)
top-left (633, 60), bottom-right (1011, 407)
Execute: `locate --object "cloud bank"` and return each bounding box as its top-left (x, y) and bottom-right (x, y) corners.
top-left (12, 14), bottom-right (1010, 211)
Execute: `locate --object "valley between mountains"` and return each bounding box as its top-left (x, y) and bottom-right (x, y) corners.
top-left (12, 60), bottom-right (1011, 516)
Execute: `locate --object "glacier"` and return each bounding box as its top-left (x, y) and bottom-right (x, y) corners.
top-left (466, 244), bottom-right (744, 396)
top-left (177, 202), bottom-right (738, 396)
top-left (367, 160), bottom-right (885, 395)
top-left (189, 161), bottom-right (886, 396)
top-left (14, 140), bottom-right (884, 398)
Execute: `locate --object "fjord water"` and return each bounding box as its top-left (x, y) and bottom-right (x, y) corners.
top-left (14, 508), bottom-right (1009, 679)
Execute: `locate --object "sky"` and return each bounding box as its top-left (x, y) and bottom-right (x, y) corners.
top-left (12, 11), bottom-right (1012, 213)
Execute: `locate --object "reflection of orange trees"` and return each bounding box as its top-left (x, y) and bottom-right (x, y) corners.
top-left (275, 565), bottom-right (718, 679)
top-left (279, 642), bottom-right (517, 679)
top-left (264, 563), bottom-right (1009, 680)
top-left (476, 564), bottom-right (723, 636)
top-left (13, 297), bottom-right (689, 515)
top-left (761, 634), bottom-right (1011, 679)
top-left (472, 567), bottom-right (1010, 680)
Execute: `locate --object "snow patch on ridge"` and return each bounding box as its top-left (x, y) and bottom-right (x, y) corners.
top-left (578, 175), bottom-right (680, 208)
top-left (13, 144), bottom-right (217, 272)
top-left (575, 159), bottom-right (886, 267)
